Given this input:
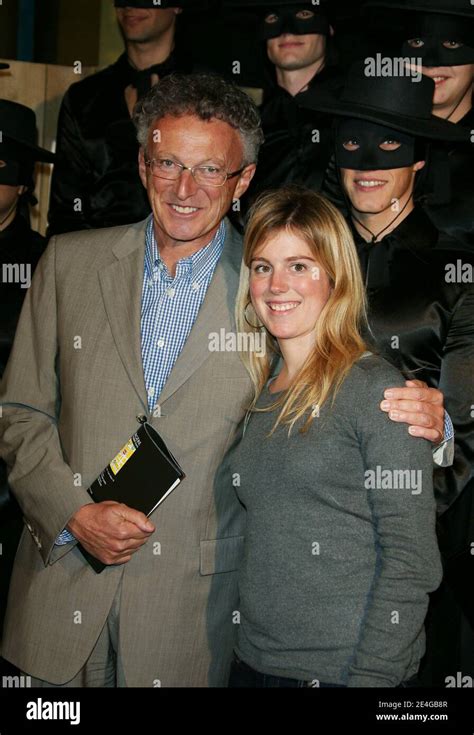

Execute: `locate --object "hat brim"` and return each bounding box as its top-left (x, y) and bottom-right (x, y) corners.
top-left (1, 134), bottom-right (55, 163)
top-left (0, 62), bottom-right (9, 70)
top-left (363, 1), bottom-right (474, 18)
top-left (298, 94), bottom-right (469, 142)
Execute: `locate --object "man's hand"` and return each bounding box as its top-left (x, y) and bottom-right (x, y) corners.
top-left (67, 501), bottom-right (155, 566)
top-left (380, 379), bottom-right (445, 444)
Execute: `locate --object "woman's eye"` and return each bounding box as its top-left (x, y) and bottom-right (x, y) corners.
top-left (443, 40), bottom-right (463, 49)
top-left (264, 13), bottom-right (279, 24)
top-left (407, 38), bottom-right (424, 48)
top-left (379, 140), bottom-right (402, 151)
top-left (291, 263), bottom-right (307, 272)
top-left (342, 140), bottom-right (359, 151)
top-left (253, 263), bottom-right (270, 274)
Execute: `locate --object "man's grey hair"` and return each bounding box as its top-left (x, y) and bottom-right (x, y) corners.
top-left (133, 73), bottom-right (264, 166)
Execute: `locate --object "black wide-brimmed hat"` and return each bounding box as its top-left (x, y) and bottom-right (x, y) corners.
top-left (298, 61), bottom-right (468, 142)
top-left (0, 100), bottom-right (55, 162)
top-left (363, 0), bottom-right (474, 17)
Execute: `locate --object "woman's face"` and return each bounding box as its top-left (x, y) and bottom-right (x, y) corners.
top-left (249, 229), bottom-right (332, 345)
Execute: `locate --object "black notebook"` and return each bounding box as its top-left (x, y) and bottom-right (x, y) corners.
top-left (78, 421), bottom-right (185, 573)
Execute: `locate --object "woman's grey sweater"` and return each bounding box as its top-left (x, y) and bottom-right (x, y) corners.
top-left (226, 354), bottom-right (442, 687)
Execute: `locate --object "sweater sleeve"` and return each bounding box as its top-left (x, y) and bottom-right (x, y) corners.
top-left (346, 360), bottom-right (442, 687)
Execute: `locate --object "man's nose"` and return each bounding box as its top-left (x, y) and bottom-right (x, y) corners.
top-left (175, 168), bottom-right (198, 199)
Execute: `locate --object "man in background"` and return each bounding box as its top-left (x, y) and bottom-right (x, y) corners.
top-left (228, 0), bottom-right (341, 208)
top-left (48, 0), bottom-right (201, 235)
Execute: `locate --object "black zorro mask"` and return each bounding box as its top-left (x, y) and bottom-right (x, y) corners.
top-left (262, 5), bottom-right (329, 40)
top-left (0, 141), bottom-right (34, 186)
top-left (400, 14), bottom-right (474, 66)
top-left (0, 159), bottom-right (23, 186)
top-left (335, 119), bottom-right (421, 171)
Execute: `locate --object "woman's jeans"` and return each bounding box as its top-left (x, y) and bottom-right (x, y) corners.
top-left (228, 654), bottom-right (346, 688)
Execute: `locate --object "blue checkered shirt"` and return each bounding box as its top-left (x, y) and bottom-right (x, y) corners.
top-left (56, 216), bottom-right (225, 546)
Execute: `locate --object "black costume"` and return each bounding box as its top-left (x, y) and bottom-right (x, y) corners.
top-left (48, 51), bottom-right (192, 235)
top-left (352, 208), bottom-right (474, 511)
top-left (0, 215), bottom-right (47, 635)
top-left (418, 107), bottom-right (474, 249)
top-left (0, 215), bottom-right (46, 376)
top-left (248, 66), bottom-right (342, 204)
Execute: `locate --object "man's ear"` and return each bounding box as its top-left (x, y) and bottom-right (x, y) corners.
top-left (138, 148), bottom-right (148, 189)
top-left (174, 7), bottom-right (183, 15)
top-left (234, 163), bottom-right (257, 200)
top-left (413, 160), bottom-right (426, 172)
top-left (329, 25), bottom-right (335, 37)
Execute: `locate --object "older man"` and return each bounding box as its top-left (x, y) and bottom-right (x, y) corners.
top-left (1, 74), bottom-right (446, 688)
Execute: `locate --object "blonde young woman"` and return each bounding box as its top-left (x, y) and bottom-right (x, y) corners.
top-left (222, 186), bottom-right (442, 688)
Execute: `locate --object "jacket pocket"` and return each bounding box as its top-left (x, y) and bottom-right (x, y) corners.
top-left (200, 535), bottom-right (244, 576)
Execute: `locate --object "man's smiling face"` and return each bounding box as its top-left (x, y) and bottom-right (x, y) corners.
top-left (138, 114), bottom-right (255, 251)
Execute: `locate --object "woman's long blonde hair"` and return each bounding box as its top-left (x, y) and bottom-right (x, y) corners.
top-left (236, 186), bottom-right (369, 434)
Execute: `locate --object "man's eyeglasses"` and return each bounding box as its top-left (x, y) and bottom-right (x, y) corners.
top-left (145, 157), bottom-right (245, 187)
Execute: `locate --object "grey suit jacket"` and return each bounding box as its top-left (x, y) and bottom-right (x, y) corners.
top-left (0, 217), bottom-right (253, 686)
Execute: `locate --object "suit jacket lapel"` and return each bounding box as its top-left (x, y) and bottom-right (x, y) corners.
top-left (98, 218), bottom-right (243, 413)
top-left (158, 220), bottom-right (243, 407)
top-left (98, 219), bottom-right (149, 412)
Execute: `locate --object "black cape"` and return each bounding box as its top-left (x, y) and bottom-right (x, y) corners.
top-left (47, 51), bottom-right (192, 236)
top-left (351, 207), bottom-right (474, 683)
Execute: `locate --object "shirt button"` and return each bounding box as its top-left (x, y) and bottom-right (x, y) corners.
top-left (148, 279), bottom-right (153, 288)
top-left (167, 288), bottom-right (175, 298)
top-left (156, 338), bottom-right (165, 348)
top-left (192, 282), bottom-right (200, 291)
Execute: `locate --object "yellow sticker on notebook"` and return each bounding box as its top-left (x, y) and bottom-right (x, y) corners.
top-left (110, 439), bottom-right (136, 475)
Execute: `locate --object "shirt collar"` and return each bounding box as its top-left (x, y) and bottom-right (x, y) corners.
top-left (145, 216), bottom-right (226, 283)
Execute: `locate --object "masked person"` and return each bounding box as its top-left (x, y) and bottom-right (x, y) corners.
top-left (47, 0), bottom-right (203, 236)
top-left (0, 99), bottom-right (54, 647)
top-left (226, 0), bottom-right (341, 208)
top-left (300, 62), bottom-right (474, 684)
top-left (363, 0), bottom-right (474, 249)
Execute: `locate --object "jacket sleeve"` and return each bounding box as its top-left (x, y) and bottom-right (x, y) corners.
top-left (0, 237), bottom-right (94, 566)
top-left (434, 284), bottom-right (474, 514)
top-left (47, 89), bottom-right (92, 236)
top-left (347, 367), bottom-right (442, 687)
